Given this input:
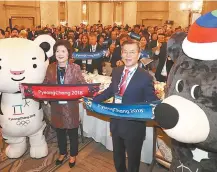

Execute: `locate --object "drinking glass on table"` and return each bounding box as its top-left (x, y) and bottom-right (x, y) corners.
top-left (93, 69), bottom-right (98, 75)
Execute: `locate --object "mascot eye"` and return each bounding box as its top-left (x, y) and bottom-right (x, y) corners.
top-left (0, 66), bottom-right (1, 70)
top-left (175, 80), bottom-right (184, 93)
top-left (33, 64), bottom-right (37, 68)
top-left (191, 85), bottom-right (201, 100)
top-left (180, 61), bottom-right (190, 69)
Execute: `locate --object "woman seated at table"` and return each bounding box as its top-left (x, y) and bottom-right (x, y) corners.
top-left (43, 40), bottom-right (86, 168)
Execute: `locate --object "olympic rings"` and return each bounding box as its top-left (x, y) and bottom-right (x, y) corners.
top-left (16, 120), bottom-right (30, 126)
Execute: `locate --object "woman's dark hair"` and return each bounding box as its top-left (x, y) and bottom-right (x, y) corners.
top-left (0, 29), bottom-right (5, 36)
top-left (67, 36), bottom-right (75, 53)
top-left (5, 27), bottom-right (11, 32)
top-left (53, 40), bottom-right (72, 59)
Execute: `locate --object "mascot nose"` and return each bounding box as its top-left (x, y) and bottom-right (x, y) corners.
top-left (10, 70), bottom-right (25, 75)
top-left (154, 103), bottom-right (179, 129)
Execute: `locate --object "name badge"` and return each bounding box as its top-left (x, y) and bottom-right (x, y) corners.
top-left (82, 60), bottom-right (86, 64)
top-left (114, 94), bottom-right (122, 104)
top-left (87, 59), bottom-right (92, 64)
top-left (58, 101), bottom-right (67, 104)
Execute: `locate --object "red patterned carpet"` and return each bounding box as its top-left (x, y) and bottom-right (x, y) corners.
top-left (0, 127), bottom-right (92, 172)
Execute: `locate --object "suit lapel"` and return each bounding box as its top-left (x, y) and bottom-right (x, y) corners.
top-left (54, 64), bottom-right (58, 84)
top-left (115, 67), bottom-right (124, 94)
top-left (64, 63), bottom-right (72, 84)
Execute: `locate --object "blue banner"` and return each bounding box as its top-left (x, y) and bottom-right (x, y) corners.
top-left (128, 32), bottom-right (141, 40)
top-left (83, 97), bottom-right (161, 121)
top-left (103, 40), bottom-right (109, 46)
top-left (73, 49), bottom-right (108, 60)
top-left (140, 51), bottom-right (150, 59)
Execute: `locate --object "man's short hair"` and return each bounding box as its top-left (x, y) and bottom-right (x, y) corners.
top-left (121, 39), bottom-right (140, 52)
top-left (134, 25), bottom-right (140, 29)
top-left (11, 28), bottom-right (19, 33)
top-left (119, 33), bottom-right (129, 41)
top-left (158, 33), bottom-right (165, 37)
top-left (89, 32), bottom-right (97, 38)
top-left (0, 29), bottom-right (5, 36)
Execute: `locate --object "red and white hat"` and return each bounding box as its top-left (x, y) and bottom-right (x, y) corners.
top-left (182, 9), bottom-right (217, 60)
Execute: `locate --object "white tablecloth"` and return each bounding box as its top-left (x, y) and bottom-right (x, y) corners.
top-left (79, 103), bottom-right (154, 164)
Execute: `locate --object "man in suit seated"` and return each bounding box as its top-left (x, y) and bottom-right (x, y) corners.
top-left (111, 34), bottom-right (129, 68)
top-left (89, 33), bottom-right (103, 74)
top-left (152, 34), bottom-right (168, 82)
top-left (93, 40), bottom-right (158, 172)
top-left (27, 25), bottom-right (37, 40)
top-left (108, 31), bottom-right (120, 47)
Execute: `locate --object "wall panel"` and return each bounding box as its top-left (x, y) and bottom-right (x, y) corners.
top-left (68, 1), bottom-right (81, 26)
top-left (136, 1), bottom-right (169, 26)
top-left (168, 1), bottom-right (190, 28)
top-left (40, 1), bottom-right (58, 27)
top-left (124, 2), bottom-right (137, 26)
top-left (202, 1), bottom-right (217, 14)
top-left (101, 2), bottom-right (113, 26)
top-left (88, 2), bottom-right (100, 25)
top-left (0, 1), bottom-right (40, 29)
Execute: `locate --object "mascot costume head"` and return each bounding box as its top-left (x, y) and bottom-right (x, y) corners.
top-left (154, 10), bottom-right (217, 171)
top-left (0, 35), bottom-right (55, 159)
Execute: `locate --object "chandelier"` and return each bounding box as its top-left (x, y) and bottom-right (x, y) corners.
top-left (180, 0), bottom-right (203, 13)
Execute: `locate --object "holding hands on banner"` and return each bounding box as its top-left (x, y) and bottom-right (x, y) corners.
top-left (20, 82), bottom-right (161, 121)
top-left (19, 38), bottom-right (164, 122)
top-left (20, 83), bottom-right (100, 101)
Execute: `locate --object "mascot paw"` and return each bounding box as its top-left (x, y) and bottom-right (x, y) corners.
top-left (5, 142), bottom-right (27, 158)
top-left (30, 142), bottom-right (48, 158)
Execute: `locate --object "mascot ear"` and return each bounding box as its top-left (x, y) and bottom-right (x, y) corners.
top-left (34, 34), bottom-right (56, 61)
top-left (167, 32), bottom-right (187, 62)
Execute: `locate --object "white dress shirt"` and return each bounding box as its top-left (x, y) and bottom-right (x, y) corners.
top-left (119, 64), bottom-right (138, 91)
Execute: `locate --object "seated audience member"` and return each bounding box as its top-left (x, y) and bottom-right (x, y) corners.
top-left (112, 33), bottom-right (129, 67)
top-left (108, 31), bottom-right (120, 47)
top-left (104, 43), bottom-right (116, 63)
top-left (89, 33), bottom-right (103, 74)
top-left (68, 36), bottom-right (76, 52)
top-left (75, 33), bottom-right (89, 68)
top-left (98, 35), bottom-right (106, 49)
top-left (152, 34), bottom-right (168, 82)
top-left (27, 25), bottom-right (37, 40)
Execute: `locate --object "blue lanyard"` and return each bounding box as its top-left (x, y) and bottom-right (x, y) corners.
top-left (58, 62), bottom-right (68, 84)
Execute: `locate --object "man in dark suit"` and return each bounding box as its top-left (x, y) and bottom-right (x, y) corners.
top-left (88, 33), bottom-right (103, 74)
top-left (111, 33), bottom-right (129, 68)
top-left (93, 40), bottom-right (157, 172)
top-left (27, 26), bottom-right (37, 40)
top-left (108, 31), bottom-right (120, 47)
top-left (152, 34), bottom-right (168, 82)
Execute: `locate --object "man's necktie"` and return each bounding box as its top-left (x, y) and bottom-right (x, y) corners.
top-left (119, 69), bottom-right (130, 96)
